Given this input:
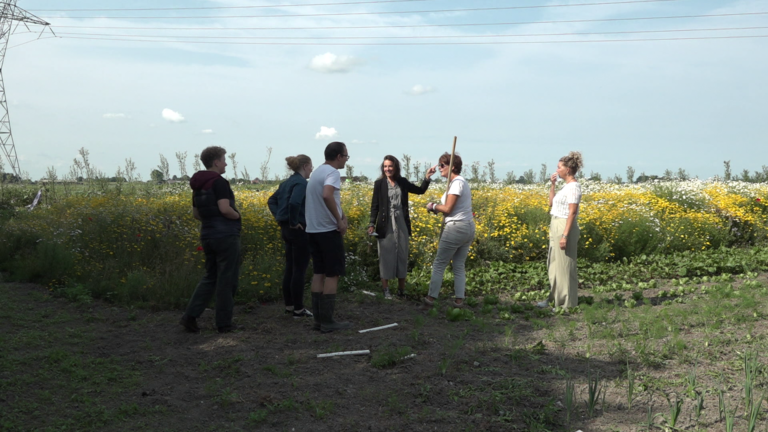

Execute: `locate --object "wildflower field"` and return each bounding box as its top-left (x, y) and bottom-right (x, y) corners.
top-left (3, 179), bottom-right (768, 431)
top-left (0, 179), bottom-right (766, 309)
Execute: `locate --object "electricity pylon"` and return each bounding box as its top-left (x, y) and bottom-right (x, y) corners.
top-left (0, 1), bottom-right (50, 179)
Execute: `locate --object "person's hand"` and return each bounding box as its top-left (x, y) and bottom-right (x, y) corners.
top-left (337, 216), bottom-right (348, 235)
top-left (426, 202), bottom-right (438, 214)
top-left (559, 237), bottom-right (567, 250)
top-left (291, 223), bottom-right (305, 230)
top-left (550, 173), bottom-right (558, 185)
top-left (367, 226), bottom-right (375, 235)
top-left (426, 165), bottom-right (437, 178)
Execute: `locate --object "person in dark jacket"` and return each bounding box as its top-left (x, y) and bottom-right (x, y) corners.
top-left (367, 155), bottom-right (436, 298)
top-left (268, 154), bottom-right (314, 319)
top-left (180, 146), bottom-right (242, 334)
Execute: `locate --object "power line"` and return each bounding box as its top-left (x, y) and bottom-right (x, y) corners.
top-left (29, 0), bottom-right (440, 12)
top-left (41, 0), bottom-right (683, 20)
top-left (53, 26), bottom-right (768, 40)
top-left (57, 33), bottom-right (768, 45)
top-left (51, 11), bottom-right (768, 31)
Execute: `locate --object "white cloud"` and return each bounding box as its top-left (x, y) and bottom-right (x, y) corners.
top-left (201, 129), bottom-right (214, 134)
top-left (407, 85), bottom-right (435, 96)
top-left (309, 53), bottom-right (362, 73)
top-left (162, 108), bottom-right (185, 123)
top-left (102, 113), bottom-right (127, 119)
top-left (315, 126), bottom-right (338, 140)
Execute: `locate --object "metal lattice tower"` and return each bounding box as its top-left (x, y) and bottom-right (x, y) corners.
top-left (0, 1), bottom-right (49, 179)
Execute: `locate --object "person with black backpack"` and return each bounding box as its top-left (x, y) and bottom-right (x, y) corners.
top-left (179, 146), bottom-right (242, 334)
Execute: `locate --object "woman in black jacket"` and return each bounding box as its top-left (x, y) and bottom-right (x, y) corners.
top-left (367, 155), bottom-right (436, 298)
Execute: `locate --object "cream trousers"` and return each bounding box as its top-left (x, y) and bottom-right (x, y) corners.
top-left (547, 217), bottom-right (580, 308)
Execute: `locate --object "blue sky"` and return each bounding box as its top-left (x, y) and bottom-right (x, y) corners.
top-left (4, 0), bottom-right (767, 181)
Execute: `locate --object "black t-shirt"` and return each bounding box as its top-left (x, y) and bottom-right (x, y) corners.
top-left (193, 177), bottom-right (241, 240)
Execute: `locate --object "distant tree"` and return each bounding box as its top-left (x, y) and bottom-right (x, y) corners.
top-left (676, 168), bottom-right (689, 181)
top-left (626, 166), bottom-right (635, 184)
top-left (242, 166), bottom-right (251, 183)
top-left (192, 153), bottom-right (202, 173)
top-left (539, 163), bottom-right (548, 183)
top-left (723, 160), bottom-right (732, 181)
top-left (124, 158), bottom-right (137, 182)
top-left (740, 169), bottom-right (751, 182)
top-left (589, 171), bottom-right (602, 182)
top-left (345, 164), bottom-right (355, 180)
top-left (523, 169), bottom-right (535, 184)
top-left (259, 147), bottom-right (273, 183)
top-left (150, 169), bottom-right (164, 183)
top-left (157, 154), bottom-right (170, 183)
top-left (609, 174), bottom-right (622, 184)
top-left (504, 170), bottom-right (515, 185)
top-left (413, 162), bottom-right (422, 181)
top-left (401, 154), bottom-right (412, 181)
top-left (175, 151), bottom-right (188, 178)
top-left (469, 161), bottom-right (482, 182)
top-left (486, 159), bottom-right (497, 183)
top-left (228, 152), bottom-right (239, 181)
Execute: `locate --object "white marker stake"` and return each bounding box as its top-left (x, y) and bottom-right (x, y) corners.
top-left (358, 323), bottom-right (398, 333)
top-left (361, 290), bottom-right (376, 296)
top-left (400, 354), bottom-right (417, 361)
top-left (317, 350), bottom-right (370, 358)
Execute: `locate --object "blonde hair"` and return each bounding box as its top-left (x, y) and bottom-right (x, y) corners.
top-left (286, 154), bottom-right (311, 172)
top-left (559, 151), bottom-right (583, 176)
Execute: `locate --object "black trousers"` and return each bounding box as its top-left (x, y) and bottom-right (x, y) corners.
top-left (185, 235), bottom-right (241, 328)
top-left (280, 223), bottom-right (311, 311)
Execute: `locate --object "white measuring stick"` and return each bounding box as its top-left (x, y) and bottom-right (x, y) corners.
top-left (400, 354), bottom-right (417, 361)
top-left (317, 350), bottom-right (370, 358)
top-left (361, 290), bottom-right (376, 296)
top-left (358, 323), bottom-right (398, 333)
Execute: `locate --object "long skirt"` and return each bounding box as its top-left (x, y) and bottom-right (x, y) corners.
top-left (547, 217), bottom-right (580, 308)
top-left (377, 210), bottom-right (409, 279)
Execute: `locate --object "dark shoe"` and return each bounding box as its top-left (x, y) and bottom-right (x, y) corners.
top-left (452, 300), bottom-right (467, 309)
top-left (311, 292), bottom-right (322, 331)
top-left (422, 296), bottom-right (435, 307)
top-left (284, 308), bottom-right (294, 315)
top-left (217, 324), bottom-right (241, 334)
top-left (319, 294), bottom-right (351, 333)
top-left (179, 315), bottom-right (200, 333)
top-left (293, 308), bottom-right (314, 319)
top-left (397, 288), bottom-right (405, 298)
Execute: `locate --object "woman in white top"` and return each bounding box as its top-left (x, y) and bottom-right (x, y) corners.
top-left (538, 151), bottom-right (584, 310)
top-left (422, 152), bottom-right (475, 308)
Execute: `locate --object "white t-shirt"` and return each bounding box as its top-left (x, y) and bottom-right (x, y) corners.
top-left (305, 163), bottom-right (342, 233)
top-left (550, 181), bottom-right (581, 218)
top-left (441, 176), bottom-right (473, 222)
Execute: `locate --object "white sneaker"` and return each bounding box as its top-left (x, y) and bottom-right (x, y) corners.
top-left (536, 301), bottom-right (549, 309)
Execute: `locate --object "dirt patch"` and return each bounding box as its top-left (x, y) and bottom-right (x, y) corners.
top-left (2, 279), bottom-right (767, 431)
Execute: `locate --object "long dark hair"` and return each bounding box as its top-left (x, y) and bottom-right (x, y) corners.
top-left (379, 155), bottom-right (402, 180)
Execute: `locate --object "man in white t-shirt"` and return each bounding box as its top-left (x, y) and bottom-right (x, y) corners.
top-left (305, 142), bottom-right (351, 333)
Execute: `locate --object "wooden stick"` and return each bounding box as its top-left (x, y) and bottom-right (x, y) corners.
top-left (358, 323), bottom-right (398, 333)
top-left (317, 350), bottom-right (370, 358)
top-left (440, 136), bottom-right (458, 237)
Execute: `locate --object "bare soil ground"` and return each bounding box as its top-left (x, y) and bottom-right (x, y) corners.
top-left (1, 277), bottom-right (767, 431)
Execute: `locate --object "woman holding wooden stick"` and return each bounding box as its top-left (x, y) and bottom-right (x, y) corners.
top-left (422, 152), bottom-right (475, 308)
top-left (538, 151), bottom-right (583, 310)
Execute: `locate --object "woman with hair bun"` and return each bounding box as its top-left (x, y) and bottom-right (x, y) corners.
top-left (538, 151), bottom-right (584, 310)
top-left (268, 155), bottom-right (314, 318)
top-left (368, 155), bottom-right (436, 298)
top-left (422, 152), bottom-right (475, 308)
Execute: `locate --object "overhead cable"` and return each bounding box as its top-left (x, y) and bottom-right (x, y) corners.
top-left (57, 34), bottom-right (768, 45)
top-left (51, 11), bottom-right (768, 31)
top-left (29, 0), bottom-right (439, 12)
top-left (41, 0), bottom-right (685, 20)
top-left (53, 26), bottom-right (768, 40)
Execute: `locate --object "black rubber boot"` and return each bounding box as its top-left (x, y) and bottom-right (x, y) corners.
top-left (311, 292), bottom-right (322, 331)
top-left (319, 294), bottom-right (351, 333)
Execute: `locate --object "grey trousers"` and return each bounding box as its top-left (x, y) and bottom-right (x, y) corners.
top-left (428, 220), bottom-right (475, 299)
top-left (185, 235), bottom-right (241, 328)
